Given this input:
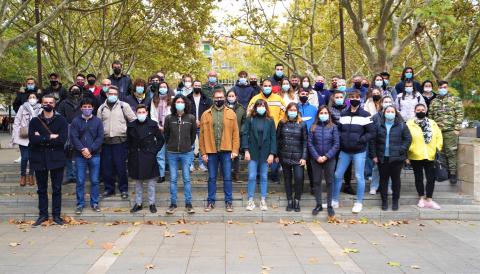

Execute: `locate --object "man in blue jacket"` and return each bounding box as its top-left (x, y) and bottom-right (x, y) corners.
top-left (108, 60), bottom-right (133, 100)
top-left (28, 95), bottom-right (68, 226)
top-left (332, 90), bottom-right (375, 213)
top-left (70, 98), bottom-right (104, 215)
top-left (230, 71), bottom-right (256, 109)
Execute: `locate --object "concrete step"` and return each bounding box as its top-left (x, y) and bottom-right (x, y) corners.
top-left (1, 204), bottom-right (479, 222)
top-left (0, 192), bottom-right (472, 208)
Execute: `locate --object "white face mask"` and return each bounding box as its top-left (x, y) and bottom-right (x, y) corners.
top-left (28, 98), bottom-right (38, 106)
top-left (184, 82), bottom-right (192, 88)
top-left (423, 87), bottom-right (432, 93)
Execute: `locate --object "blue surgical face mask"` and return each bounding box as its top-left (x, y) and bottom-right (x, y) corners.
top-left (136, 86), bottom-right (145, 94)
top-left (383, 79), bottom-right (389, 86)
top-left (319, 114), bottom-right (329, 122)
top-left (263, 87), bottom-right (272, 95)
top-left (439, 88), bottom-right (448, 96)
top-left (282, 84), bottom-right (290, 92)
top-left (256, 106), bottom-right (266, 115)
top-left (338, 86), bottom-right (346, 92)
top-left (275, 70), bottom-right (284, 78)
top-left (405, 72), bottom-right (413, 79)
top-left (405, 87), bottom-right (413, 93)
top-left (239, 78), bottom-right (247, 85)
top-left (287, 111), bottom-right (297, 119)
top-left (208, 76), bottom-right (217, 83)
top-left (102, 86), bottom-right (109, 93)
top-left (26, 84), bottom-right (35, 91)
top-left (335, 98), bottom-right (344, 106)
top-left (159, 87), bottom-right (168, 95)
top-left (385, 112), bottom-right (395, 121)
top-left (175, 103), bottom-right (185, 112)
top-left (137, 114), bottom-right (147, 122)
top-left (107, 95), bottom-right (118, 103)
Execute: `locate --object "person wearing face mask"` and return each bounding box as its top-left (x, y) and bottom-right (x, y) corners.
top-left (429, 80), bottom-right (464, 185)
top-left (70, 98), bottom-right (104, 215)
top-left (98, 79), bottom-right (111, 103)
top-left (364, 88), bottom-right (383, 116)
top-left (370, 105), bottom-right (411, 211)
top-left (187, 80), bottom-right (212, 172)
top-left (267, 63), bottom-right (286, 94)
top-left (347, 75), bottom-right (368, 102)
top-left (329, 76), bottom-right (341, 94)
top-left (226, 90), bottom-right (246, 182)
top-left (313, 75), bottom-right (331, 106)
top-left (42, 73), bottom-right (67, 103)
top-left (200, 89), bottom-right (240, 213)
top-left (230, 71), bottom-right (256, 109)
top-left (379, 72), bottom-right (398, 100)
top-left (97, 86), bottom-right (137, 199)
top-left (14, 76), bottom-right (41, 113)
top-left (299, 76), bottom-right (319, 107)
top-left (276, 103), bottom-right (307, 212)
top-left (164, 95), bottom-right (197, 215)
top-left (396, 80), bottom-right (426, 121)
top-left (372, 73), bottom-right (397, 101)
top-left (407, 104), bottom-right (443, 209)
top-left (421, 80), bottom-right (437, 114)
top-left (75, 74), bottom-right (87, 93)
top-left (179, 75), bottom-right (194, 97)
top-left (84, 74), bottom-right (102, 97)
top-left (249, 74), bottom-right (261, 94)
top-left (12, 93), bottom-right (42, 187)
top-left (127, 104), bottom-right (164, 214)
top-left (107, 60), bottom-right (133, 100)
top-left (242, 100), bottom-right (277, 211)
top-left (395, 67), bottom-right (423, 95)
top-left (125, 79), bottom-right (152, 112)
top-left (201, 70), bottom-right (226, 99)
top-left (280, 78), bottom-right (298, 105)
top-left (28, 95), bottom-right (68, 226)
top-left (332, 90), bottom-right (376, 213)
top-left (308, 106), bottom-right (339, 218)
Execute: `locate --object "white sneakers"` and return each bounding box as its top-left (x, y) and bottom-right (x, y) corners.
top-left (369, 189), bottom-right (377, 195)
top-left (246, 200), bottom-right (256, 211)
top-left (199, 164), bottom-right (208, 172)
top-left (260, 200), bottom-right (268, 211)
top-left (331, 200), bottom-right (339, 209)
top-left (352, 202), bottom-right (363, 213)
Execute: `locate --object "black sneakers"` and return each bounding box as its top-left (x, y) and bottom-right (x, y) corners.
top-left (130, 204), bottom-right (143, 213)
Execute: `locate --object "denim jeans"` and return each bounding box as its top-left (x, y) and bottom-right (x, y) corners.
top-left (75, 155), bottom-right (100, 208)
top-left (333, 151), bottom-right (366, 203)
top-left (135, 179), bottom-right (156, 205)
top-left (101, 142), bottom-right (128, 194)
top-left (168, 151), bottom-right (194, 205)
top-left (65, 159), bottom-right (76, 180)
top-left (36, 167), bottom-right (64, 218)
top-left (269, 161), bottom-right (280, 182)
top-left (156, 144), bottom-right (167, 177)
top-left (247, 160), bottom-right (269, 199)
top-left (19, 145), bottom-right (32, 176)
top-left (207, 152), bottom-right (233, 203)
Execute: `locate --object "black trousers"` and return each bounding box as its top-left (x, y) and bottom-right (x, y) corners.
top-left (307, 159), bottom-right (314, 190)
top-left (378, 159), bottom-right (403, 201)
top-left (312, 159), bottom-right (335, 206)
top-left (411, 160), bottom-right (435, 198)
top-left (35, 167), bottom-right (64, 218)
top-left (282, 163), bottom-right (304, 200)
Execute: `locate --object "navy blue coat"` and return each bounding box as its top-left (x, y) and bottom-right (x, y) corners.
top-left (241, 116), bottom-right (277, 161)
top-left (369, 117), bottom-right (412, 163)
top-left (108, 74), bottom-right (133, 100)
top-left (231, 82), bottom-right (256, 109)
top-left (307, 122), bottom-right (340, 161)
top-left (70, 115), bottom-right (104, 157)
top-left (28, 113), bottom-right (68, 171)
top-left (337, 107), bottom-right (376, 153)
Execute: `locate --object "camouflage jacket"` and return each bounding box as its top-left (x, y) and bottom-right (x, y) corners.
top-left (429, 94), bottom-right (464, 132)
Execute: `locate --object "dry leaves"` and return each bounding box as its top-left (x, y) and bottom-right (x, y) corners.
top-left (164, 230), bottom-right (175, 238)
top-left (343, 248), bottom-right (359, 254)
top-left (308, 257), bottom-right (319, 264)
top-left (86, 239), bottom-right (94, 247)
top-left (387, 261), bottom-right (401, 267)
top-left (112, 250), bottom-right (122, 256)
top-left (292, 231), bottom-right (302, 236)
top-left (410, 265), bottom-right (421, 269)
top-left (393, 233), bottom-right (407, 238)
top-left (102, 242), bottom-right (114, 250)
top-left (178, 229), bottom-right (191, 235)
top-left (8, 242), bottom-right (20, 247)
top-left (144, 264), bottom-right (155, 269)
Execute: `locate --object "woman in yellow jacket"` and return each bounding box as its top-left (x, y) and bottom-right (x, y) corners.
top-left (406, 104), bottom-right (443, 210)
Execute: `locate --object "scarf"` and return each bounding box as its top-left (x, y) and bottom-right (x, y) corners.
top-left (415, 118), bottom-right (433, 144)
top-left (156, 95), bottom-right (168, 126)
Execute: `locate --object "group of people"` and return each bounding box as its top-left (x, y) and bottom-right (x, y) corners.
top-left (10, 61), bottom-right (464, 226)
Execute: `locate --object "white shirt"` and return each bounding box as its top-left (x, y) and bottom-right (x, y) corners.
top-left (193, 94), bottom-right (201, 119)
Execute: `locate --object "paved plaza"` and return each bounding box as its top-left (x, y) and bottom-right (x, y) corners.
top-left (1, 219), bottom-right (480, 273)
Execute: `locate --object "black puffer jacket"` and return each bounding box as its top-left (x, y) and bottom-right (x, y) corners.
top-left (369, 117), bottom-right (412, 163)
top-left (276, 120), bottom-right (308, 165)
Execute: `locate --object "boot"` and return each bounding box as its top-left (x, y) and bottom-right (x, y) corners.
top-left (392, 200), bottom-right (399, 211)
top-left (294, 199), bottom-right (301, 212)
top-left (27, 175), bottom-right (35, 186)
top-left (19, 176), bottom-right (26, 187)
top-left (286, 200), bottom-right (293, 212)
top-left (327, 206), bottom-right (335, 217)
top-left (312, 204), bottom-right (323, 216)
top-left (449, 173), bottom-right (457, 185)
top-left (381, 198), bottom-right (388, 211)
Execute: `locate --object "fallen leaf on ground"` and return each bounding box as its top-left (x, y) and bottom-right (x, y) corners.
top-left (359, 217), bottom-right (369, 224)
top-left (410, 265), bottom-right (421, 269)
top-left (132, 221), bottom-right (142, 226)
top-left (393, 233), bottom-right (407, 238)
top-left (247, 230), bottom-right (255, 234)
top-left (178, 229), bottom-right (191, 235)
top-left (308, 257), bottom-right (319, 264)
top-left (8, 242), bottom-right (20, 247)
top-left (227, 220), bottom-right (234, 224)
top-left (144, 264), bottom-right (155, 269)
top-left (343, 248), bottom-right (359, 254)
top-left (292, 231), bottom-right (302, 236)
top-left (102, 242), bottom-right (114, 250)
top-left (164, 230), bottom-right (175, 237)
top-left (348, 241), bottom-right (357, 244)
top-left (239, 255), bottom-right (245, 259)
top-left (387, 261), bottom-right (401, 267)
top-left (112, 250), bottom-right (122, 256)
top-left (262, 265), bottom-right (272, 270)
top-left (86, 239), bottom-right (94, 247)
top-left (371, 242), bottom-right (379, 245)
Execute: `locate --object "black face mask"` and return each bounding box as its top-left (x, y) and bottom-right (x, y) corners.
top-left (250, 81), bottom-right (257, 87)
top-left (354, 82), bottom-right (362, 89)
top-left (113, 68), bottom-right (121, 75)
top-left (416, 112), bottom-right (426, 119)
top-left (214, 100), bottom-right (225, 108)
top-left (299, 95), bottom-right (308, 103)
top-left (87, 79), bottom-right (96, 86)
top-left (362, 83), bottom-right (369, 89)
top-left (194, 88), bottom-right (201, 94)
top-left (372, 95), bottom-right (381, 101)
top-left (350, 99), bottom-right (361, 107)
top-left (151, 82), bottom-right (159, 90)
top-left (50, 80), bottom-right (58, 86)
top-left (42, 104), bottom-right (53, 112)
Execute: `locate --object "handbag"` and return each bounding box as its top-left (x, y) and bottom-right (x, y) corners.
top-left (19, 126), bottom-right (29, 138)
top-left (434, 150), bottom-right (449, 182)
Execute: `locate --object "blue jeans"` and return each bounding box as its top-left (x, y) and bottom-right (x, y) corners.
top-left (207, 152), bottom-right (232, 203)
top-left (65, 159), bottom-right (76, 180)
top-left (247, 160), bottom-right (269, 199)
top-left (19, 145), bottom-right (32, 176)
top-left (101, 142), bottom-right (128, 194)
top-left (269, 161), bottom-right (280, 182)
top-left (168, 151), bottom-right (194, 205)
top-left (156, 144), bottom-right (167, 177)
top-left (75, 155), bottom-right (100, 208)
top-left (333, 151), bottom-right (366, 203)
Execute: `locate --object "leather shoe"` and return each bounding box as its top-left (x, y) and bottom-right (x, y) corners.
top-left (32, 216), bottom-right (48, 227)
top-left (53, 216), bottom-right (65, 225)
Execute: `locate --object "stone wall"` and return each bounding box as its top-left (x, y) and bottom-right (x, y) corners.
top-left (458, 137), bottom-right (480, 202)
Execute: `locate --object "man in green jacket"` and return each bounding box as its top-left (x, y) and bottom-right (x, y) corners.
top-left (201, 70), bottom-right (226, 99)
top-left (429, 80), bottom-right (464, 184)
